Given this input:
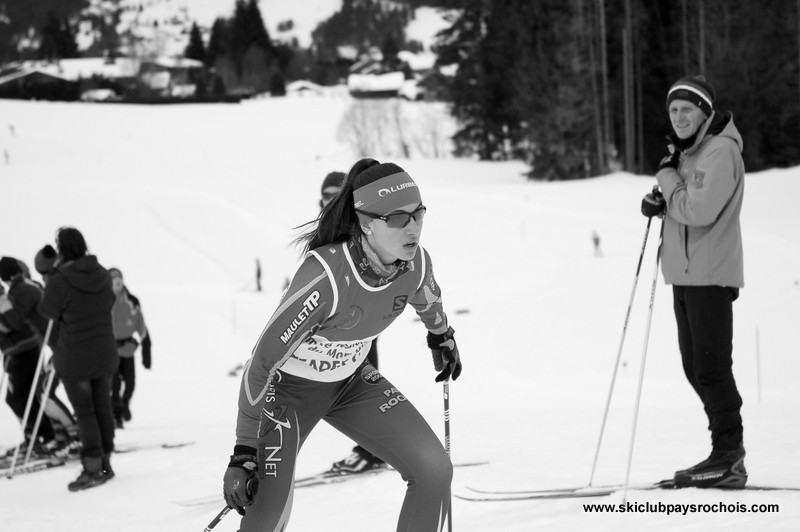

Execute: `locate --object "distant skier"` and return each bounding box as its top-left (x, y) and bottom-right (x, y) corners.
top-left (108, 268), bottom-right (151, 429)
top-left (641, 75), bottom-right (746, 488)
top-left (592, 230), bottom-right (602, 257)
top-left (319, 170), bottom-right (386, 474)
top-left (222, 158), bottom-right (462, 530)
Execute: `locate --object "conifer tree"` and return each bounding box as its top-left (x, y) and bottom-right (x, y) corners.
top-left (184, 22), bottom-right (205, 62)
top-left (432, 0), bottom-right (492, 159)
top-left (39, 10), bottom-right (79, 61)
top-left (230, 0), bottom-right (273, 76)
top-left (205, 18), bottom-right (229, 69)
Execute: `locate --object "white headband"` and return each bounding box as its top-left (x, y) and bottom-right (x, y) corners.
top-left (668, 84), bottom-right (712, 108)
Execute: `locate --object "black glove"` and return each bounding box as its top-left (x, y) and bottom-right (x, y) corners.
top-left (223, 446), bottom-right (259, 516)
top-left (641, 186), bottom-right (666, 218)
top-left (427, 326), bottom-right (462, 382)
top-left (658, 147), bottom-right (680, 171)
top-left (141, 335), bottom-right (151, 369)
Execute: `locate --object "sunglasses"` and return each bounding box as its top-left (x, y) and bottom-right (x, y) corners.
top-left (356, 204), bottom-right (427, 229)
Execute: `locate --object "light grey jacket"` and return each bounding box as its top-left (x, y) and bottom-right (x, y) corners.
top-left (656, 112), bottom-right (745, 287)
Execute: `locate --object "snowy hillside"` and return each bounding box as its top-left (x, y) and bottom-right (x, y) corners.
top-left (75, 0), bottom-right (446, 55)
top-left (1, 94), bottom-right (799, 532)
top-left (186, 0), bottom-right (343, 48)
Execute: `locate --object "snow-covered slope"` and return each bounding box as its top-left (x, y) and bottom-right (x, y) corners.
top-left (0, 95), bottom-right (798, 531)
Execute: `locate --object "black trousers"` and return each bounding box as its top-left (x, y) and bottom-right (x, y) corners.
top-left (112, 357), bottom-right (136, 412)
top-left (4, 350), bottom-right (56, 442)
top-left (673, 285), bottom-right (743, 452)
top-left (61, 375), bottom-right (115, 458)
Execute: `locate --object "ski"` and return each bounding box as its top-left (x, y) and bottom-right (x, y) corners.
top-left (115, 441), bottom-right (195, 454)
top-left (0, 451), bottom-right (74, 470)
top-left (294, 463), bottom-right (392, 488)
top-left (296, 460), bottom-right (489, 489)
top-left (2, 457), bottom-right (66, 478)
top-left (457, 479), bottom-right (800, 501)
top-left (455, 485), bottom-right (621, 501)
top-left (173, 461), bottom-right (489, 507)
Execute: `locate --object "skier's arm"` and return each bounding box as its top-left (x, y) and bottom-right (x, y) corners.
top-left (38, 275), bottom-right (66, 322)
top-left (657, 139), bottom-right (739, 227)
top-left (14, 281), bottom-right (49, 336)
top-left (0, 296), bottom-right (12, 333)
top-left (234, 255), bottom-right (334, 449)
top-left (134, 306), bottom-right (148, 340)
top-left (0, 294), bottom-right (26, 330)
top-left (409, 249), bottom-right (461, 381)
top-left (408, 248), bottom-right (448, 334)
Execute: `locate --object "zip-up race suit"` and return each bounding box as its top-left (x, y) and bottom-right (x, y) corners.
top-left (236, 238), bottom-right (452, 532)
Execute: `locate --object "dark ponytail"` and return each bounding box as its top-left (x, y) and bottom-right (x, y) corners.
top-left (294, 158), bottom-right (406, 255)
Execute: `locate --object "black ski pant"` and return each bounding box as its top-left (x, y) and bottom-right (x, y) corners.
top-left (112, 357), bottom-right (136, 414)
top-left (4, 349), bottom-right (56, 443)
top-left (62, 375), bottom-right (115, 459)
top-left (672, 285), bottom-right (743, 452)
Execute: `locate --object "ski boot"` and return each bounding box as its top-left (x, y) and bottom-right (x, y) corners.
top-left (68, 456), bottom-right (109, 492)
top-left (102, 452), bottom-right (115, 480)
top-left (673, 445), bottom-right (747, 489)
top-left (331, 446), bottom-right (386, 474)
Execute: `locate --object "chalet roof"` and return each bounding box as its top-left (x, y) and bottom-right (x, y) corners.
top-left (1, 58), bottom-right (140, 82)
top-left (0, 56), bottom-right (200, 85)
top-left (0, 67), bottom-right (72, 86)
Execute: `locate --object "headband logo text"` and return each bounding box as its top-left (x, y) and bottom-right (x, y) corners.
top-left (377, 182), bottom-right (418, 198)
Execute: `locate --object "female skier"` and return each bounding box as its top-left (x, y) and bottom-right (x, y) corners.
top-left (222, 158), bottom-right (462, 531)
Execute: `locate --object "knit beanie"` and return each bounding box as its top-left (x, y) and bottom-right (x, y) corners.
top-left (108, 267), bottom-right (123, 279)
top-left (321, 171), bottom-right (345, 193)
top-left (0, 256), bottom-right (23, 282)
top-left (34, 245), bottom-right (58, 275)
top-left (667, 75), bottom-right (715, 117)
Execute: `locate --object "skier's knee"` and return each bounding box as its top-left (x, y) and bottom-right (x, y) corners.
top-left (409, 448), bottom-right (452, 493)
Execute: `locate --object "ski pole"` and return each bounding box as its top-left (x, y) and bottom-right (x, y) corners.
top-left (204, 477), bottom-right (258, 531)
top-left (443, 380), bottom-right (453, 532)
top-left (588, 218), bottom-right (652, 486)
top-left (8, 319), bottom-right (53, 478)
top-left (204, 506), bottom-right (231, 532)
top-left (0, 357), bottom-right (8, 407)
top-left (622, 220), bottom-right (664, 503)
top-left (24, 363), bottom-right (57, 465)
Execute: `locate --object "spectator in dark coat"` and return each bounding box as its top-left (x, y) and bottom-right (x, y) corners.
top-left (38, 227), bottom-right (118, 492)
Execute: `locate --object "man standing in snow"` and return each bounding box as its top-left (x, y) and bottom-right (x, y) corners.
top-left (641, 75), bottom-right (746, 488)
